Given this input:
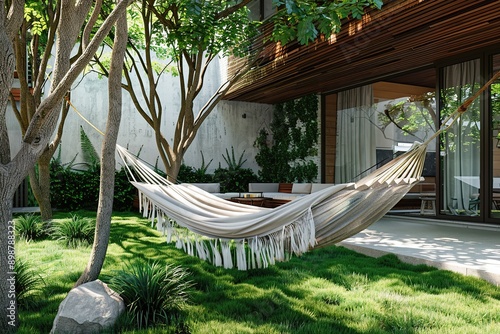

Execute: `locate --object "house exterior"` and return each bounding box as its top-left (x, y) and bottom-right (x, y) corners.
top-left (8, 0), bottom-right (500, 225)
top-left (225, 0), bottom-right (500, 225)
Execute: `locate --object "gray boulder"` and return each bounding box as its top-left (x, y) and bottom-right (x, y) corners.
top-left (51, 279), bottom-right (125, 334)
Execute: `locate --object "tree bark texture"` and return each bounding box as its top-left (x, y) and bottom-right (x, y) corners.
top-left (0, 0), bottom-right (21, 330)
top-left (75, 5), bottom-right (128, 287)
top-left (28, 156), bottom-right (53, 220)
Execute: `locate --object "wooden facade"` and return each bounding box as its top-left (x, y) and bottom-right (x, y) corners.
top-left (225, 0), bottom-right (500, 104)
top-left (225, 0), bottom-right (500, 222)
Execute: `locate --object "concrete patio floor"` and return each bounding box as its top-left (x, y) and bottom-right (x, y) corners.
top-left (339, 215), bottom-right (500, 285)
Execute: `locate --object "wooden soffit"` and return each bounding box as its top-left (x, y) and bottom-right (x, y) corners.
top-left (224, 0), bottom-right (500, 104)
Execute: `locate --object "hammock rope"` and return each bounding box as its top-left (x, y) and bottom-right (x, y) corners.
top-left (68, 70), bottom-right (500, 270)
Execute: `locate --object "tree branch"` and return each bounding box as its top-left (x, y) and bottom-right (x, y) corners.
top-left (5, 0), bottom-right (24, 40)
top-left (215, 0), bottom-right (253, 20)
top-left (23, 0), bottom-right (132, 145)
top-left (82, 0), bottom-right (103, 50)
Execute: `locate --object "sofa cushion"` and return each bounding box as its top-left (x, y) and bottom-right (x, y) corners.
top-left (189, 183), bottom-right (220, 193)
top-left (311, 183), bottom-right (335, 193)
top-left (291, 183), bottom-right (312, 194)
top-left (248, 183), bottom-right (279, 192)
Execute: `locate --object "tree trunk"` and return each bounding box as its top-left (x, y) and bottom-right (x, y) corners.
top-left (75, 6), bottom-right (127, 287)
top-left (0, 0), bottom-right (19, 329)
top-left (168, 156), bottom-right (183, 182)
top-left (28, 154), bottom-right (53, 220)
top-left (0, 187), bottom-right (16, 332)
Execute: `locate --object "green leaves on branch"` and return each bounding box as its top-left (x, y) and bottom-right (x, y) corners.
top-left (137, 0), bottom-right (259, 59)
top-left (24, 2), bottom-right (49, 36)
top-left (124, 0), bottom-right (382, 62)
top-left (272, 0), bottom-right (383, 45)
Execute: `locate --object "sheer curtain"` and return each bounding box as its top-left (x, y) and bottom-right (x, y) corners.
top-left (335, 85), bottom-right (376, 183)
top-left (441, 59), bottom-right (481, 215)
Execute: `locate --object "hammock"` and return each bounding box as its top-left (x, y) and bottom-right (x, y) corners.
top-left (117, 142), bottom-right (427, 270)
top-left (75, 71), bottom-right (498, 270)
top-left (117, 69), bottom-right (492, 270)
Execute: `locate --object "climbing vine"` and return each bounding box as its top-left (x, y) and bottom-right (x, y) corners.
top-left (254, 94), bottom-right (319, 182)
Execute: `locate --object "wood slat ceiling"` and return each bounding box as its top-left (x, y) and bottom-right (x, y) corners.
top-left (224, 0), bottom-right (500, 104)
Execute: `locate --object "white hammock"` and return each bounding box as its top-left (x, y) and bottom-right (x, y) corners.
top-left (68, 70), bottom-right (496, 270)
top-left (117, 142), bottom-right (427, 270)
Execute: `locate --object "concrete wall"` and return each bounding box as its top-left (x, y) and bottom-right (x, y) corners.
top-left (6, 55), bottom-right (273, 175)
top-left (6, 53), bottom-right (324, 181)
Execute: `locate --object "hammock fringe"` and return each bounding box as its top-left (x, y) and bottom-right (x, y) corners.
top-left (147, 199), bottom-right (316, 270)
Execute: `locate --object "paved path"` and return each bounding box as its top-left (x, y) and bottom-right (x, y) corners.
top-left (339, 215), bottom-right (500, 285)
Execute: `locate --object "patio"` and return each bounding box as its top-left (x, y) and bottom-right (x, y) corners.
top-left (340, 215), bottom-right (500, 285)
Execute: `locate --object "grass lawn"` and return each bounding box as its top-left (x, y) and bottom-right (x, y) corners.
top-left (16, 211), bottom-right (500, 333)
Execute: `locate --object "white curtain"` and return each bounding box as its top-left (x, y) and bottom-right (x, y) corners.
top-left (441, 59), bottom-right (481, 215)
top-left (335, 85), bottom-right (376, 183)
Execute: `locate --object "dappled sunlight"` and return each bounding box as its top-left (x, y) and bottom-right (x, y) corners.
top-left (342, 217), bottom-right (500, 285)
top-left (348, 14), bottom-right (372, 36)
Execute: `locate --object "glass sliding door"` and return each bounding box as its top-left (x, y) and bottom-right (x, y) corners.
top-left (335, 85), bottom-right (376, 183)
top-left (490, 55), bottom-right (500, 219)
top-left (440, 59), bottom-right (481, 217)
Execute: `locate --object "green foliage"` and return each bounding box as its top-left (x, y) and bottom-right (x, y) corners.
top-left (153, 0), bottom-right (259, 59)
top-left (177, 148), bottom-right (258, 191)
top-left (15, 214), bottom-right (47, 242)
top-left (107, 261), bottom-right (193, 330)
top-left (271, 0), bottom-right (383, 45)
top-left (14, 259), bottom-right (45, 310)
top-left (177, 152), bottom-right (214, 183)
top-left (254, 94), bottom-right (319, 182)
top-left (24, 4), bottom-right (48, 36)
top-left (79, 126), bottom-right (100, 170)
top-left (50, 134), bottom-right (136, 211)
top-left (378, 92), bottom-right (436, 142)
top-left (213, 147), bottom-right (259, 192)
top-left (440, 83), bottom-right (482, 152)
top-left (50, 214), bottom-right (95, 248)
top-left (50, 160), bottom-right (100, 211)
top-left (114, 168), bottom-right (137, 211)
top-left (221, 147), bottom-right (246, 171)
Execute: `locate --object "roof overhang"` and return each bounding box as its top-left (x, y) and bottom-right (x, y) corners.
top-left (224, 0), bottom-right (500, 104)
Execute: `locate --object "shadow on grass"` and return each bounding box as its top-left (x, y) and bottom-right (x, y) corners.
top-left (23, 211), bottom-right (499, 333)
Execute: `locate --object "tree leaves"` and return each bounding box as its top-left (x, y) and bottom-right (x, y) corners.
top-left (271, 0), bottom-right (383, 45)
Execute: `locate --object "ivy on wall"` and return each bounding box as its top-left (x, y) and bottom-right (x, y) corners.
top-left (254, 94), bottom-right (319, 182)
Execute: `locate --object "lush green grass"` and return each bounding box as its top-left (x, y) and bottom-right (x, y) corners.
top-left (16, 211), bottom-right (500, 333)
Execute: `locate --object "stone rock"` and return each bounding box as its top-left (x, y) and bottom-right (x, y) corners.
top-left (51, 279), bottom-right (125, 334)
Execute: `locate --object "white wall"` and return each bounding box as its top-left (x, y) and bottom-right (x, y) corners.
top-left (48, 55), bottom-right (273, 174)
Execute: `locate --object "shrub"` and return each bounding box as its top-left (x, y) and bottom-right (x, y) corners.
top-left (177, 152), bottom-right (214, 183)
top-left (108, 261), bottom-right (193, 329)
top-left (212, 147), bottom-right (258, 192)
top-left (114, 168), bottom-right (137, 211)
top-left (50, 136), bottom-right (137, 211)
top-left (213, 167), bottom-right (258, 192)
top-left (50, 214), bottom-right (95, 248)
top-left (15, 259), bottom-right (45, 310)
top-left (50, 160), bottom-right (138, 211)
top-left (15, 214), bottom-right (46, 241)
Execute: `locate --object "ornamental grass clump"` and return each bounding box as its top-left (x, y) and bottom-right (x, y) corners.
top-left (50, 214), bottom-right (95, 248)
top-left (15, 214), bottom-right (46, 241)
top-left (108, 261), bottom-right (193, 330)
top-left (15, 259), bottom-right (45, 310)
